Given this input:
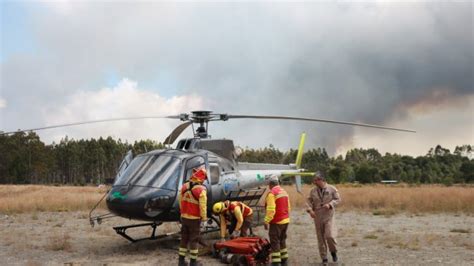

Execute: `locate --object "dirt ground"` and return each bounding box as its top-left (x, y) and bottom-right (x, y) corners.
top-left (0, 210), bottom-right (473, 265)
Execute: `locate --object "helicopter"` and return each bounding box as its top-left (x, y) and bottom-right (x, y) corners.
top-left (2, 110), bottom-right (415, 242)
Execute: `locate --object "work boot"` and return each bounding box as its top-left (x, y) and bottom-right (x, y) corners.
top-left (189, 259), bottom-right (202, 266)
top-left (271, 263), bottom-right (281, 266)
top-left (178, 255), bottom-right (188, 266)
top-left (331, 251), bottom-right (338, 262)
top-left (281, 258), bottom-right (288, 266)
top-left (322, 258), bottom-right (328, 264)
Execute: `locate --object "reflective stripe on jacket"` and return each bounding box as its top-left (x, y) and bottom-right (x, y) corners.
top-left (179, 182), bottom-right (207, 220)
top-left (228, 201), bottom-right (253, 218)
top-left (228, 201), bottom-right (253, 232)
top-left (265, 185), bottom-right (290, 224)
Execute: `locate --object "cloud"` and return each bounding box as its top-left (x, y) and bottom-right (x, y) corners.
top-left (394, 88), bottom-right (472, 117)
top-left (1, 2), bottom-right (472, 155)
top-left (350, 95), bottom-right (474, 156)
top-left (40, 78), bottom-right (205, 143)
top-left (0, 98), bottom-right (6, 109)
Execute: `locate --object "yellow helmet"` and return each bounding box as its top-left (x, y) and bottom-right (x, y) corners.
top-left (213, 202), bottom-right (225, 214)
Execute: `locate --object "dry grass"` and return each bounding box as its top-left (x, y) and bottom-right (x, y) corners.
top-left (0, 184), bottom-right (473, 214)
top-left (285, 184), bottom-right (474, 214)
top-left (364, 233), bottom-right (379, 240)
top-left (0, 185), bottom-right (108, 214)
top-left (380, 235), bottom-right (421, 251)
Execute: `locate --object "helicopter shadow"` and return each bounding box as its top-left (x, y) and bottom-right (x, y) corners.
top-left (97, 234), bottom-right (182, 257)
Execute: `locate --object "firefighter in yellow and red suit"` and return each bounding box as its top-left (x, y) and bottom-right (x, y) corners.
top-left (212, 200), bottom-right (254, 241)
top-left (178, 167), bottom-right (208, 266)
top-left (264, 174), bottom-right (291, 266)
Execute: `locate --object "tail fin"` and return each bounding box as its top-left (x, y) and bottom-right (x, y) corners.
top-left (281, 132), bottom-right (313, 193)
top-left (295, 132), bottom-right (306, 168)
top-left (294, 133), bottom-right (306, 193)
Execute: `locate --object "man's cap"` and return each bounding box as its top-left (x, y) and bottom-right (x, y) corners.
top-left (314, 171), bottom-right (325, 181)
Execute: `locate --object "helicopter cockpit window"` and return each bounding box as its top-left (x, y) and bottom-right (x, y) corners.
top-left (184, 156), bottom-right (206, 182)
top-left (113, 154), bottom-right (181, 190)
top-left (209, 165), bottom-right (219, 185)
top-left (114, 155), bottom-right (149, 186)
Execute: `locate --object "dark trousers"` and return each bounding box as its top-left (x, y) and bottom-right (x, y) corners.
top-left (179, 218), bottom-right (201, 260)
top-left (269, 223), bottom-right (289, 263)
top-left (240, 214), bottom-right (253, 236)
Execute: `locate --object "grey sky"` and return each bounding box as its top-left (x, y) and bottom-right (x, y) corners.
top-left (1, 2), bottom-right (473, 155)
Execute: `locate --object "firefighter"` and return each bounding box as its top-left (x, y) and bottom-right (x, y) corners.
top-left (306, 172), bottom-right (341, 264)
top-left (264, 174), bottom-right (290, 266)
top-left (212, 200), bottom-right (254, 241)
top-left (178, 167), bottom-right (208, 266)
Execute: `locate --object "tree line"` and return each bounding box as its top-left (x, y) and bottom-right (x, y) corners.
top-left (239, 144), bottom-right (473, 185)
top-left (1, 132), bottom-right (472, 185)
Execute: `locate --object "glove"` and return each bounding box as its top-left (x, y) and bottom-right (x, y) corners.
top-left (264, 223), bottom-right (269, 230)
top-left (231, 230), bottom-right (240, 238)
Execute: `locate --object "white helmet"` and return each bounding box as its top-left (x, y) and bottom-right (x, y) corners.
top-left (268, 174), bottom-right (279, 185)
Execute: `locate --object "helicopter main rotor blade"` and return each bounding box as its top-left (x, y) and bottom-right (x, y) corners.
top-left (226, 115), bottom-right (416, 133)
top-left (1, 116), bottom-right (180, 135)
top-left (163, 121), bottom-right (193, 145)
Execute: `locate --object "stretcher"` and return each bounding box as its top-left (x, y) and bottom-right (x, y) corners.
top-left (212, 236), bottom-right (271, 265)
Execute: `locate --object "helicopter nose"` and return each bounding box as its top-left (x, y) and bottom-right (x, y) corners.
top-left (106, 186), bottom-right (176, 220)
top-left (145, 195), bottom-right (173, 211)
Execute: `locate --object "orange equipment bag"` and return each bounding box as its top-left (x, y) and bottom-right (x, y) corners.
top-left (212, 237), bottom-right (271, 265)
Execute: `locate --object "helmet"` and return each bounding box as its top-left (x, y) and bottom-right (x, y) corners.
top-left (213, 202), bottom-right (225, 214)
top-left (191, 167), bottom-right (207, 183)
top-left (268, 174), bottom-right (279, 185)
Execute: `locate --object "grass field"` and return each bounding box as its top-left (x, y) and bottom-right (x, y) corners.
top-left (0, 185), bottom-right (108, 214)
top-left (288, 184), bottom-right (474, 214)
top-left (0, 184), bottom-right (473, 214)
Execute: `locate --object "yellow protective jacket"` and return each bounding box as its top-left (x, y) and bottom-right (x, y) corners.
top-left (219, 202), bottom-right (253, 238)
top-left (264, 185), bottom-right (291, 224)
top-left (178, 182), bottom-right (207, 220)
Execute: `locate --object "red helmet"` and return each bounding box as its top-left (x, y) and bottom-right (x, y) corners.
top-left (191, 167), bottom-right (207, 183)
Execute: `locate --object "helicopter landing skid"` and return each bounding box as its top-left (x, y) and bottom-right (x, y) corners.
top-left (113, 222), bottom-right (177, 243)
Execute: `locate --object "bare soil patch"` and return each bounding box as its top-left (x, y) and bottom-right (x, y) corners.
top-left (1, 210), bottom-right (472, 265)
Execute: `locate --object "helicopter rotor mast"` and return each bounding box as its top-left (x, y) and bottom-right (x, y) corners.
top-left (175, 111), bottom-right (228, 139)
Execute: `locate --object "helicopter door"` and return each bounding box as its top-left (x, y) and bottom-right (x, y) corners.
top-left (209, 163), bottom-right (221, 201)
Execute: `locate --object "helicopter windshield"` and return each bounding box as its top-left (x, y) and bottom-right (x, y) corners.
top-left (113, 154), bottom-right (181, 190)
